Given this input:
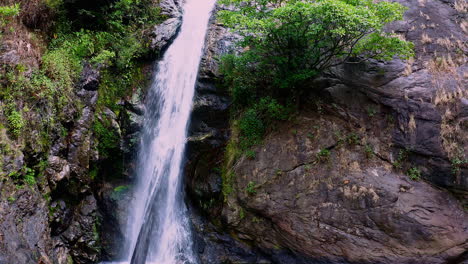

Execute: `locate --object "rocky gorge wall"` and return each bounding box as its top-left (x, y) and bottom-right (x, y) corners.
top-left (187, 0), bottom-right (468, 263)
top-left (0, 0), bottom-right (181, 262)
top-left (0, 0), bottom-right (466, 263)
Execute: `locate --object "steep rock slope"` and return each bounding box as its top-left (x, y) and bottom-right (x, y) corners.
top-left (190, 0), bottom-right (467, 263)
top-left (0, 0), bottom-right (181, 262)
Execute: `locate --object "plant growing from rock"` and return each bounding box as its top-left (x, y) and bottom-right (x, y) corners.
top-left (6, 110), bottom-right (24, 138)
top-left (245, 149), bottom-right (256, 160)
top-left (246, 181), bottom-right (257, 195)
top-left (451, 157), bottom-right (467, 175)
top-left (407, 167), bottom-right (421, 181)
top-left (365, 144), bottom-right (374, 159)
top-left (317, 148), bottom-right (331, 162)
top-left (346, 133), bottom-right (360, 145)
top-left (393, 149), bottom-right (409, 169)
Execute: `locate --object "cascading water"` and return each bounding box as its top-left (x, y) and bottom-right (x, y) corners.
top-left (116, 0), bottom-right (216, 263)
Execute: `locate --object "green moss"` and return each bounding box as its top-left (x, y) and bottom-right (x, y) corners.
top-left (93, 119), bottom-right (120, 159)
top-left (245, 149), bottom-right (256, 160)
top-left (222, 170), bottom-right (235, 198)
top-left (239, 207), bottom-right (245, 220)
top-left (6, 110), bottom-right (24, 138)
top-left (8, 166), bottom-right (36, 186)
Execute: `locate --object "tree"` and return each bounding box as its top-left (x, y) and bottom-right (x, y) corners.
top-left (219, 0), bottom-right (414, 103)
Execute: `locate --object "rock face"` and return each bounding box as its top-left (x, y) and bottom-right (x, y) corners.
top-left (331, 0), bottom-right (467, 194)
top-left (150, 0), bottom-right (183, 51)
top-left (189, 0), bottom-right (468, 264)
top-left (223, 112), bottom-right (467, 264)
top-left (0, 183), bottom-right (58, 264)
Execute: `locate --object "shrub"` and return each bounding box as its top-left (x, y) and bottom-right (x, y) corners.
top-left (0, 3), bottom-right (20, 17)
top-left (245, 149), bottom-right (256, 160)
top-left (246, 181), bottom-right (257, 195)
top-left (0, 3), bottom-right (20, 27)
top-left (93, 119), bottom-right (120, 159)
top-left (7, 110), bottom-right (24, 138)
top-left (238, 97), bottom-right (290, 150)
top-left (317, 148), bottom-right (331, 162)
top-left (219, 0), bottom-right (414, 99)
top-left (407, 167), bottom-right (421, 181)
top-left (451, 157), bottom-right (467, 175)
top-left (346, 133), bottom-right (360, 145)
top-left (23, 167), bottom-right (36, 186)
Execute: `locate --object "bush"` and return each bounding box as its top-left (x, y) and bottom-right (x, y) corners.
top-left (220, 0), bottom-right (414, 101)
top-left (246, 181), bottom-right (256, 195)
top-left (407, 167), bottom-right (421, 181)
top-left (0, 3), bottom-right (20, 18)
top-left (7, 110), bottom-right (24, 138)
top-left (93, 119), bottom-right (120, 159)
top-left (238, 97), bottom-right (289, 150)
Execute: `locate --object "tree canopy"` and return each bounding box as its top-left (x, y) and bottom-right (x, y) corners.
top-left (219, 0), bottom-right (414, 104)
top-left (219, 0), bottom-right (414, 150)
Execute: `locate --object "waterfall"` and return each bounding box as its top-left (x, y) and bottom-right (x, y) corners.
top-left (114, 0), bottom-right (217, 263)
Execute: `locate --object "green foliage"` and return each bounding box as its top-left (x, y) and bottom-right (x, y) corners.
top-left (23, 167), bottom-right (36, 186)
top-left (246, 181), bottom-right (257, 195)
top-left (220, 0), bottom-right (414, 99)
top-left (317, 148), bottom-right (331, 162)
top-left (239, 207), bottom-right (245, 219)
top-left (42, 47), bottom-right (82, 89)
top-left (392, 149), bottom-right (409, 169)
top-left (245, 149), bottom-right (256, 160)
top-left (0, 3), bottom-right (20, 26)
top-left (220, 0), bottom-right (413, 157)
top-left (222, 170), bottom-right (235, 198)
top-left (8, 166), bottom-right (36, 186)
top-left (93, 119), bottom-right (120, 159)
top-left (451, 157), bottom-right (467, 175)
top-left (406, 167), bottom-right (421, 181)
top-left (0, 3), bottom-right (20, 17)
top-left (238, 97), bottom-right (289, 150)
top-left (6, 110), bottom-right (24, 138)
top-left (346, 133), bottom-right (360, 145)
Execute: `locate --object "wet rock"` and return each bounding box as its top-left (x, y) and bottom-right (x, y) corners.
top-left (150, 0), bottom-right (183, 52)
top-left (46, 156), bottom-right (71, 188)
top-left (68, 106), bottom-right (94, 185)
top-left (151, 18), bottom-right (182, 52)
top-left (59, 195), bottom-right (100, 264)
top-left (79, 63), bottom-right (101, 91)
top-left (159, 0), bottom-right (182, 18)
top-left (98, 183), bottom-right (132, 260)
top-left (186, 3), bottom-right (236, 204)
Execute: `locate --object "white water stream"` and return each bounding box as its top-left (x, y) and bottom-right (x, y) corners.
top-left (113, 0), bottom-right (217, 263)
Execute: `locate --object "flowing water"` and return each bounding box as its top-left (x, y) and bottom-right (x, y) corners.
top-left (115, 0), bottom-right (217, 263)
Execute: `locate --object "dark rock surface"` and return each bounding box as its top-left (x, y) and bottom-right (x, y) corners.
top-left (0, 183), bottom-right (60, 264)
top-left (188, 0), bottom-right (468, 263)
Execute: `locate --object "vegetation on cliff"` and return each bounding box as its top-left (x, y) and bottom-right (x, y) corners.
top-left (219, 0), bottom-right (414, 154)
top-left (0, 0), bottom-right (162, 180)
